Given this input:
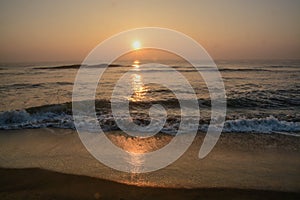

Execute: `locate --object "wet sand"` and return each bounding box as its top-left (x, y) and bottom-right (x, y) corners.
top-left (1, 168), bottom-right (299, 200)
top-left (0, 128), bottom-right (299, 199)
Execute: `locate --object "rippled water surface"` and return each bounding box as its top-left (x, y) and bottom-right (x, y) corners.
top-left (0, 60), bottom-right (299, 133)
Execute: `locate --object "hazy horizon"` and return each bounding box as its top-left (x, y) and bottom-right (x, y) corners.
top-left (1, 58), bottom-right (300, 65)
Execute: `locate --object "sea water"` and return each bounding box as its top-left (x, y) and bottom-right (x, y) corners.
top-left (0, 60), bottom-right (299, 134)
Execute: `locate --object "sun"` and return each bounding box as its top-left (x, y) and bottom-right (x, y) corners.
top-left (132, 40), bottom-right (141, 50)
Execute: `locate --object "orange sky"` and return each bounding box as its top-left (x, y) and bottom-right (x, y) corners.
top-left (0, 0), bottom-right (299, 62)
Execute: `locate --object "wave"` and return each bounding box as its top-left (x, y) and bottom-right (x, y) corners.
top-left (226, 97), bottom-right (300, 108)
top-left (265, 65), bottom-right (300, 69)
top-left (219, 68), bottom-right (271, 72)
top-left (215, 116), bottom-right (300, 134)
top-left (0, 108), bottom-right (299, 135)
top-left (128, 96), bottom-right (300, 108)
top-left (0, 82), bottom-right (73, 90)
top-left (32, 63), bottom-right (300, 73)
top-left (33, 64), bottom-right (123, 70)
top-left (0, 110), bottom-right (74, 129)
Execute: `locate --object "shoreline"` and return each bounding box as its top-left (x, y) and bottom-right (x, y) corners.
top-left (0, 128), bottom-right (299, 198)
top-left (1, 167), bottom-right (299, 200)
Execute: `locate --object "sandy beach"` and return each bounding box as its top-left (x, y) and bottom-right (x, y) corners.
top-left (0, 128), bottom-right (299, 199)
top-left (1, 168), bottom-right (299, 200)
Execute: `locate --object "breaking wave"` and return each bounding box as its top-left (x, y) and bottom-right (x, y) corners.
top-left (0, 108), bottom-right (299, 136)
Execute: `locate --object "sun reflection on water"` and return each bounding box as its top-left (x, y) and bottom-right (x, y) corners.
top-left (129, 61), bottom-right (148, 102)
top-left (128, 152), bottom-right (145, 173)
top-left (132, 60), bottom-right (140, 68)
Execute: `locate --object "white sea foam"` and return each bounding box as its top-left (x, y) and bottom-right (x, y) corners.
top-left (0, 110), bottom-right (74, 129)
top-left (215, 116), bottom-right (300, 134)
top-left (0, 110), bottom-right (299, 136)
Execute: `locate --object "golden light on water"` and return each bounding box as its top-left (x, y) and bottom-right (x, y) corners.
top-left (132, 60), bottom-right (140, 68)
top-left (132, 41), bottom-right (141, 50)
top-left (106, 133), bottom-right (173, 174)
top-left (129, 74), bottom-right (147, 102)
top-left (127, 59), bottom-right (147, 102)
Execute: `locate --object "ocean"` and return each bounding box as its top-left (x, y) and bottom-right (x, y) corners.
top-left (0, 59), bottom-right (299, 135)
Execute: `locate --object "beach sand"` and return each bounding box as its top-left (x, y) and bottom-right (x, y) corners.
top-left (0, 128), bottom-right (299, 199)
top-left (1, 168), bottom-right (299, 200)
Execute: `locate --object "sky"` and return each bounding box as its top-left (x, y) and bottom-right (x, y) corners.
top-left (0, 0), bottom-right (299, 62)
